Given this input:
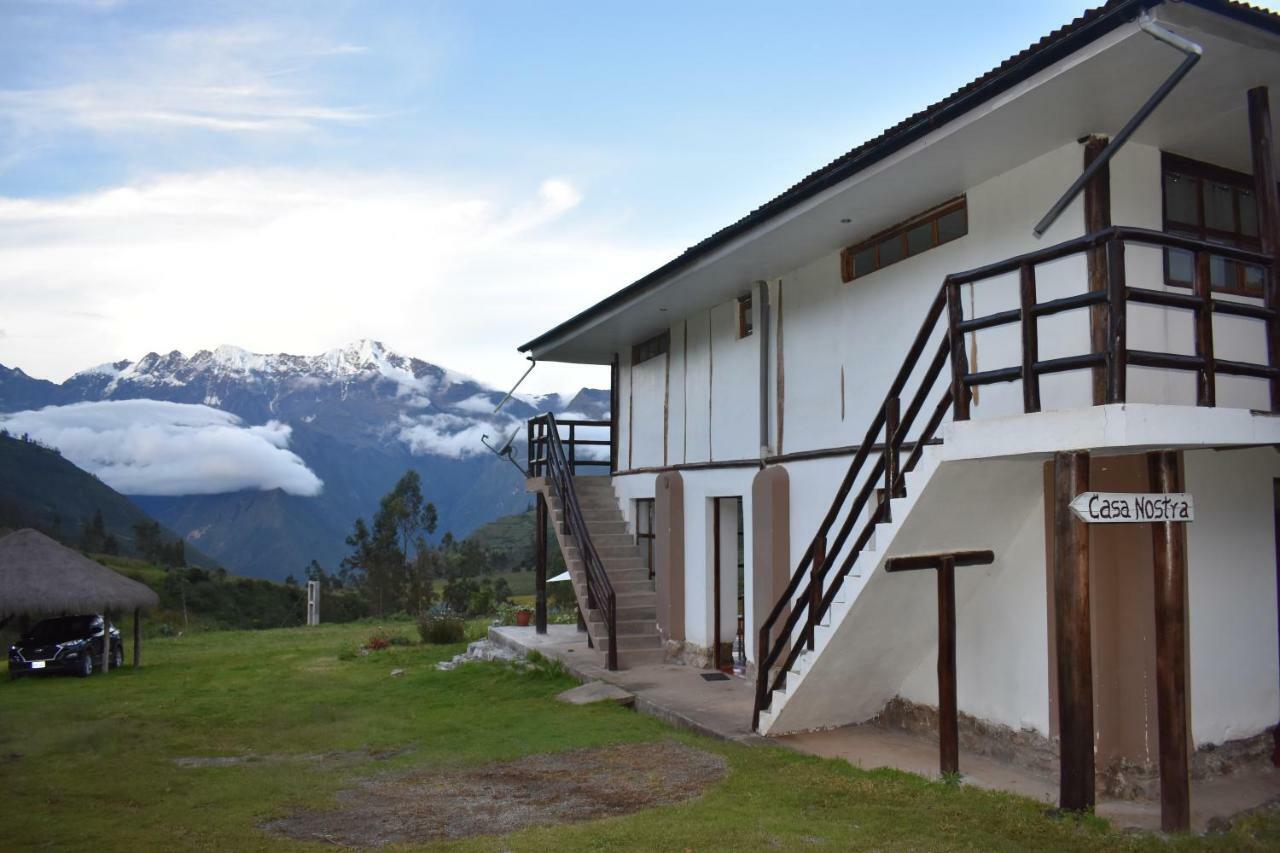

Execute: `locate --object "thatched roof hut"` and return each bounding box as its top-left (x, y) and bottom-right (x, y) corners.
top-left (0, 529), bottom-right (159, 670)
top-left (0, 528), bottom-right (158, 618)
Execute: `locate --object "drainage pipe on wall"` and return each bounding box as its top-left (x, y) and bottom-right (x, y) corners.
top-left (1032, 13), bottom-right (1202, 238)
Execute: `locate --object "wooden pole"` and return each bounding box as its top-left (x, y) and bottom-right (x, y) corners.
top-left (535, 491), bottom-right (548, 635)
top-left (132, 607), bottom-right (141, 668)
top-left (1084, 135), bottom-right (1112, 406)
top-left (1247, 87), bottom-right (1280, 413)
top-left (937, 554), bottom-right (959, 776)
top-left (1020, 263), bottom-right (1041, 414)
top-left (1148, 450), bottom-right (1191, 833)
top-left (808, 535), bottom-right (825, 652)
top-left (885, 549), bottom-right (993, 778)
top-left (1053, 450), bottom-right (1094, 812)
top-left (946, 282), bottom-right (971, 422)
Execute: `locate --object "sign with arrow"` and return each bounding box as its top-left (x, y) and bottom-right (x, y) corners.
top-left (1069, 492), bottom-right (1194, 524)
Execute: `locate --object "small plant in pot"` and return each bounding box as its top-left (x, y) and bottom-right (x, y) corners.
top-left (515, 608), bottom-right (533, 627)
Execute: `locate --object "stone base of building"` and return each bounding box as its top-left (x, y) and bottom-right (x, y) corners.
top-left (874, 696), bottom-right (1277, 800)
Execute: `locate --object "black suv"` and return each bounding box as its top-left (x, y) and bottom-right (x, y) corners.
top-left (8, 614), bottom-right (123, 679)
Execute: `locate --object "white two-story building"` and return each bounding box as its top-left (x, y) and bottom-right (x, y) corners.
top-left (518, 0), bottom-right (1280, 824)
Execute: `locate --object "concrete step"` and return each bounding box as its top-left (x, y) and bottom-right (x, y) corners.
top-left (592, 632), bottom-right (664, 652)
top-left (619, 648), bottom-right (666, 667)
top-left (588, 604), bottom-right (657, 622)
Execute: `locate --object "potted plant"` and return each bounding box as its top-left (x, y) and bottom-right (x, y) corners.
top-left (515, 608), bottom-right (533, 627)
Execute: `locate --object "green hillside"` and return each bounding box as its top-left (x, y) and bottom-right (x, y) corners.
top-left (0, 432), bottom-right (216, 567)
top-left (464, 504), bottom-right (566, 575)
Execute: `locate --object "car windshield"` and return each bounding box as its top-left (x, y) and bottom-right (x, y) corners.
top-left (24, 616), bottom-right (99, 643)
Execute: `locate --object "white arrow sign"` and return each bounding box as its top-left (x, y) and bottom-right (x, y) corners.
top-left (1069, 492), bottom-right (1194, 524)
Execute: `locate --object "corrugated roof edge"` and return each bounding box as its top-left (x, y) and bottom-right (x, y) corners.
top-left (519, 0), bottom-right (1280, 356)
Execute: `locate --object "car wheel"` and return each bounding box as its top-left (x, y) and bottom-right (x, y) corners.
top-left (112, 646), bottom-right (123, 669)
top-left (77, 654), bottom-right (93, 678)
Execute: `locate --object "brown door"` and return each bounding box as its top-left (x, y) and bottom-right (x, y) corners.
top-left (1046, 454), bottom-right (1160, 789)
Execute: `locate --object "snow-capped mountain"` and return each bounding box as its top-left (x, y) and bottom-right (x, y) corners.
top-left (0, 341), bottom-right (608, 580)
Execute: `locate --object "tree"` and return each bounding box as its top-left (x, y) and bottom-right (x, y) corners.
top-left (79, 509), bottom-right (107, 553)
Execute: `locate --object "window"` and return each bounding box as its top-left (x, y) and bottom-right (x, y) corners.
top-left (631, 330), bottom-right (669, 365)
top-left (634, 498), bottom-right (655, 580)
top-left (1162, 152), bottom-right (1266, 296)
top-left (737, 294), bottom-right (753, 339)
top-left (840, 196), bottom-right (967, 283)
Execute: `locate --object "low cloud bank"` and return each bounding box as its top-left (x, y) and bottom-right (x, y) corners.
top-left (0, 399), bottom-right (323, 496)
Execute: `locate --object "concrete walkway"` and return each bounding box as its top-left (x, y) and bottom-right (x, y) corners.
top-left (489, 625), bottom-right (762, 743)
top-left (489, 624), bottom-right (1280, 833)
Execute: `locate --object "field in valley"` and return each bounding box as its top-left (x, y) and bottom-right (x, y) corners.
top-left (2, 621), bottom-right (1278, 852)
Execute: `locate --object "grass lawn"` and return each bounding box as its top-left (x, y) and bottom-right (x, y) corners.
top-left (2, 622), bottom-right (1277, 852)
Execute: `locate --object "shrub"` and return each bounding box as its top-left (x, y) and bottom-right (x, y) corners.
top-left (367, 635), bottom-right (390, 651)
top-left (418, 614), bottom-right (465, 645)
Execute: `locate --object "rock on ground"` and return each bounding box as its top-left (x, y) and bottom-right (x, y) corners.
top-left (435, 639), bottom-right (524, 671)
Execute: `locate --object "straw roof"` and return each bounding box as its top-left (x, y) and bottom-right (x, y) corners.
top-left (0, 529), bottom-right (159, 618)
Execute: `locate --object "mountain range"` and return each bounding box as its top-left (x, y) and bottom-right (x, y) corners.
top-left (0, 340), bottom-right (607, 580)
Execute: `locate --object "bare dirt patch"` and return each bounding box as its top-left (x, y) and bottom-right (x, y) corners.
top-left (262, 739), bottom-right (728, 847)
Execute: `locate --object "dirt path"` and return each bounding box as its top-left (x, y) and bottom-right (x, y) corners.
top-left (262, 739), bottom-right (727, 847)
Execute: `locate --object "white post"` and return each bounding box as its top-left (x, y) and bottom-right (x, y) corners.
top-left (306, 581), bottom-right (320, 626)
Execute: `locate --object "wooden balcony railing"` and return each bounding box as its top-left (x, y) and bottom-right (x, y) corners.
top-left (527, 416), bottom-right (611, 478)
top-left (947, 225), bottom-right (1278, 419)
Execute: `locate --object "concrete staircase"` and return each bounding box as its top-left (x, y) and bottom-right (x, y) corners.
top-left (536, 476), bottom-right (665, 668)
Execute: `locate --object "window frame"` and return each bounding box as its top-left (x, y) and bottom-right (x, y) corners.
top-left (631, 330), bottom-right (669, 365)
top-left (840, 195), bottom-right (968, 283)
top-left (634, 498), bottom-right (655, 580)
top-left (1160, 151), bottom-right (1266, 298)
top-left (736, 294), bottom-right (753, 339)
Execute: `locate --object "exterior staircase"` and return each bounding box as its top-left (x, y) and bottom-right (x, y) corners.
top-left (535, 476), bottom-right (665, 668)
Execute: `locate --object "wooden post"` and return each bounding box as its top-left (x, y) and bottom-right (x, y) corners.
top-left (1247, 87), bottom-right (1280, 413)
top-left (1020, 263), bottom-right (1041, 413)
top-left (1084, 135), bottom-right (1112, 406)
top-left (535, 491), bottom-right (548, 634)
top-left (885, 549), bottom-right (994, 778)
top-left (1148, 450), bottom-right (1191, 833)
top-left (937, 555), bottom-right (959, 776)
top-left (132, 607), bottom-right (141, 668)
top-left (1105, 241), bottom-right (1127, 405)
top-left (1053, 450), bottom-right (1094, 812)
top-left (808, 535), bottom-right (825, 652)
top-left (946, 282), bottom-right (971, 421)
top-left (609, 354), bottom-right (620, 473)
top-left (101, 607), bottom-right (110, 675)
top-left (1193, 251), bottom-right (1216, 407)
top-left (885, 396), bottom-right (903, 503)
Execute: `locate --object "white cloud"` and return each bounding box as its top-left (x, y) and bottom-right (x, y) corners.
top-left (0, 169), bottom-right (656, 395)
top-left (396, 412), bottom-right (520, 460)
top-left (0, 24), bottom-right (372, 137)
top-left (0, 399), bottom-right (323, 496)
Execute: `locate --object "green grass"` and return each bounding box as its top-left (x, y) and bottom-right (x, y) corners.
top-left (1, 622), bottom-right (1276, 851)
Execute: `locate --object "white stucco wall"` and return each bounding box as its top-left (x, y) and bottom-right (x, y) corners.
top-left (897, 487), bottom-right (1051, 735)
top-left (1184, 446), bottom-right (1280, 745)
top-left (603, 134), bottom-right (1276, 740)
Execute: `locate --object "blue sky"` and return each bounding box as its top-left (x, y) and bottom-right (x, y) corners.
top-left (0, 0), bottom-right (1248, 393)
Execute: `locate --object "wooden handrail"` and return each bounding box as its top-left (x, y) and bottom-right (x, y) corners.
top-left (946, 228), bottom-right (1278, 421)
top-left (754, 283), bottom-right (953, 729)
top-left (534, 413), bottom-right (618, 670)
top-left (755, 223), bottom-right (1279, 732)
top-left (526, 414), bottom-right (612, 477)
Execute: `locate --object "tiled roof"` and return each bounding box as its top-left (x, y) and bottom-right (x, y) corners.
top-left (521, 0), bottom-right (1280, 354)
